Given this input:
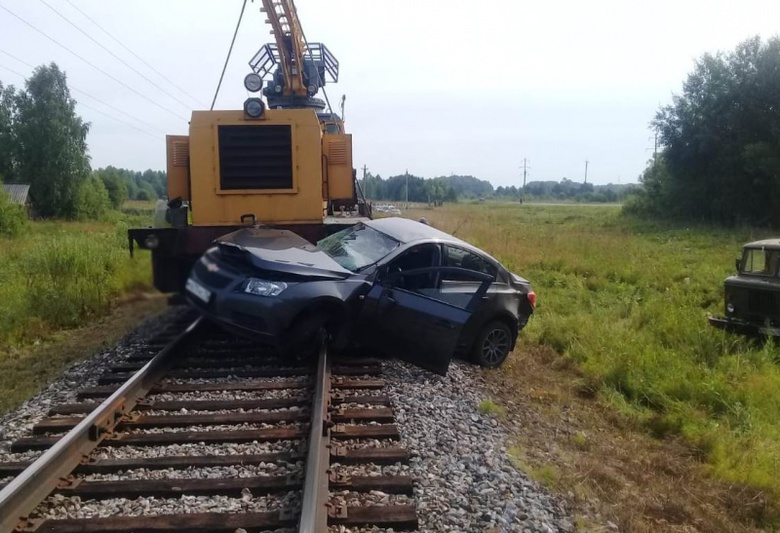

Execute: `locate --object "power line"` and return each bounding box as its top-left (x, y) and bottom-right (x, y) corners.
top-left (76, 100), bottom-right (158, 139)
top-left (70, 88), bottom-right (164, 137)
top-left (0, 2), bottom-right (187, 121)
top-left (0, 60), bottom-right (158, 139)
top-left (63, 0), bottom-right (206, 108)
top-left (39, 0), bottom-right (194, 112)
top-left (0, 62), bottom-right (27, 80)
top-left (0, 47), bottom-right (166, 135)
top-left (211, 0), bottom-right (247, 110)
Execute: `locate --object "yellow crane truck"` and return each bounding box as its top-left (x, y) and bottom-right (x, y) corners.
top-left (129, 0), bottom-right (369, 294)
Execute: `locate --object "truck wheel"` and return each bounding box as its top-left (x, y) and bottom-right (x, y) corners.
top-left (471, 321), bottom-right (512, 368)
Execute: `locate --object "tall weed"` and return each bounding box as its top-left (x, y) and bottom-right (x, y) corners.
top-left (0, 218), bottom-right (151, 348)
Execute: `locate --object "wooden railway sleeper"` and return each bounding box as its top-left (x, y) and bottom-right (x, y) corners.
top-left (13, 517), bottom-right (43, 532)
top-left (100, 430), bottom-right (120, 441)
top-left (328, 471), bottom-right (350, 486)
top-left (55, 477), bottom-right (82, 491)
top-left (327, 503), bottom-right (349, 520)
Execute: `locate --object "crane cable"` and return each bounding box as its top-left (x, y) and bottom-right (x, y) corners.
top-left (63, 0), bottom-right (206, 108)
top-left (211, 0), bottom-right (248, 110)
top-left (0, 47), bottom-right (166, 135)
top-left (0, 61), bottom-right (158, 139)
top-left (38, 0), bottom-right (195, 112)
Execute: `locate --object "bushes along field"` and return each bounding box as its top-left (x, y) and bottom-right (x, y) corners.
top-left (0, 212), bottom-right (152, 348)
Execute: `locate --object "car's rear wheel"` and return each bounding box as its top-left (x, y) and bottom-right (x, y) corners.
top-left (471, 320), bottom-right (512, 368)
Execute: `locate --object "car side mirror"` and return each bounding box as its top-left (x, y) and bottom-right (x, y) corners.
top-left (735, 257), bottom-right (741, 273)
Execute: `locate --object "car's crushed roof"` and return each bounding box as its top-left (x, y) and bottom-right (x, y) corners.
top-left (364, 217), bottom-right (467, 245)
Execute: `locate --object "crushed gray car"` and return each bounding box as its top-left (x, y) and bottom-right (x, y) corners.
top-left (185, 217), bottom-right (536, 374)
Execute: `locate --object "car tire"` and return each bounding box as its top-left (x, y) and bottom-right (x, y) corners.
top-left (285, 313), bottom-right (328, 362)
top-left (471, 320), bottom-right (512, 368)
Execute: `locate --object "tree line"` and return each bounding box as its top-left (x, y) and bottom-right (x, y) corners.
top-left (498, 180), bottom-right (638, 202)
top-left (361, 172), bottom-right (634, 204)
top-left (629, 36), bottom-right (780, 226)
top-left (0, 63), bottom-right (165, 222)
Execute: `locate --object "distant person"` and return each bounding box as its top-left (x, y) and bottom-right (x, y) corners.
top-left (418, 217), bottom-right (430, 225)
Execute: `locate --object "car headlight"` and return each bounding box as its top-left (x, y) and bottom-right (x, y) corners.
top-left (727, 302), bottom-right (735, 313)
top-left (244, 278), bottom-right (287, 297)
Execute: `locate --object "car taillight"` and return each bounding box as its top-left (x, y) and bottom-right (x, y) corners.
top-left (527, 291), bottom-right (537, 308)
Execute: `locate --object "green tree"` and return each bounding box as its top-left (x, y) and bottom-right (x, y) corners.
top-left (96, 168), bottom-right (128, 209)
top-left (648, 36), bottom-right (780, 224)
top-left (14, 63), bottom-right (90, 218)
top-left (74, 174), bottom-right (111, 220)
top-left (135, 188), bottom-right (153, 201)
top-left (0, 82), bottom-right (15, 181)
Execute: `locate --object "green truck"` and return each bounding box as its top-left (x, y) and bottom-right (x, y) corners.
top-left (709, 239), bottom-right (780, 336)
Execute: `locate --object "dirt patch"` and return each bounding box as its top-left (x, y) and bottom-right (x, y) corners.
top-left (485, 345), bottom-right (772, 532)
top-left (0, 292), bottom-right (168, 415)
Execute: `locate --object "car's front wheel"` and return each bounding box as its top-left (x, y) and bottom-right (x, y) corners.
top-left (471, 320), bottom-right (513, 368)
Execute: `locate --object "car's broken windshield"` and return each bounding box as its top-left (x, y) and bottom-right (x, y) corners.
top-left (316, 224), bottom-right (399, 272)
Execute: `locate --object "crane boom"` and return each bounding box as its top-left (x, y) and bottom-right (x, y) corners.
top-left (260, 0), bottom-right (307, 97)
top-left (252, 0), bottom-right (339, 110)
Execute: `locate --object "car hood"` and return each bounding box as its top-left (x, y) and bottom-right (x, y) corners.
top-left (216, 228), bottom-right (352, 279)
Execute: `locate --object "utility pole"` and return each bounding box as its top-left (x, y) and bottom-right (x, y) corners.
top-left (522, 158), bottom-right (529, 189)
top-left (584, 160), bottom-right (589, 184)
top-left (362, 164), bottom-right (369, 199)
top-left (405, 169), bottom-right (409, 208)
top-left (653, 131), bottom-right (658, 159)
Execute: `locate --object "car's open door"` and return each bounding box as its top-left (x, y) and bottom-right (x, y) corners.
top-left (357, 267), bottom-right (493, 375)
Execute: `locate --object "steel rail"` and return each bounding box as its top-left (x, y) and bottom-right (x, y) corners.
top-left (298, 338), bottom-right (331, 532)
top-left (0, 317), bottom-right (202, 533)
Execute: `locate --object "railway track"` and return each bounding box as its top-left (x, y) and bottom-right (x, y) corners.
top-left (0, 315), bottom-right (418, 532)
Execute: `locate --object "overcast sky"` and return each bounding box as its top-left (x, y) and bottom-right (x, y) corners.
top-left (1, 1), bottom-right (779, 187)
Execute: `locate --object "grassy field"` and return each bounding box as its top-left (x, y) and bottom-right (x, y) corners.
top-left (407, 202), bottom-right (780, 524)
top-left (0, 204), bottom-right (156, 411)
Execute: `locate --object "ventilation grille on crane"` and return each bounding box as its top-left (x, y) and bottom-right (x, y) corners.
top-left (172, 140), bottom-right (189, 167)
top-left (218, 125), bottom-right (293, 190)
top-left (327, 140), bottom-right (347, 165)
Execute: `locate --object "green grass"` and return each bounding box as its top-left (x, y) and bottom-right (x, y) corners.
top-left (0, 211), bottom-right (153, 348)
top-left (412, 202), bottom-right (780, 517)
top-left (478, 399), bottom-right (505, 416)
top-left (508, 444), bottom-right (562, 489)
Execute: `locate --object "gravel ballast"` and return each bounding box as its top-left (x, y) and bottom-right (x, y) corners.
top-left (0, 307), bottom-right (190, 461)
top-left (1, 309), bottom-right (575, 531)
top-left (383, 359), bottom-right (574, 532)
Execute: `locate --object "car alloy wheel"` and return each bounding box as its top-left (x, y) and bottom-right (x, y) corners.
top-left (473, 320), bottom-right (512, 368)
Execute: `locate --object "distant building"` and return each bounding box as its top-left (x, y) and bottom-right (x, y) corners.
top-left (2, 183), bottom-right (33, 218)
